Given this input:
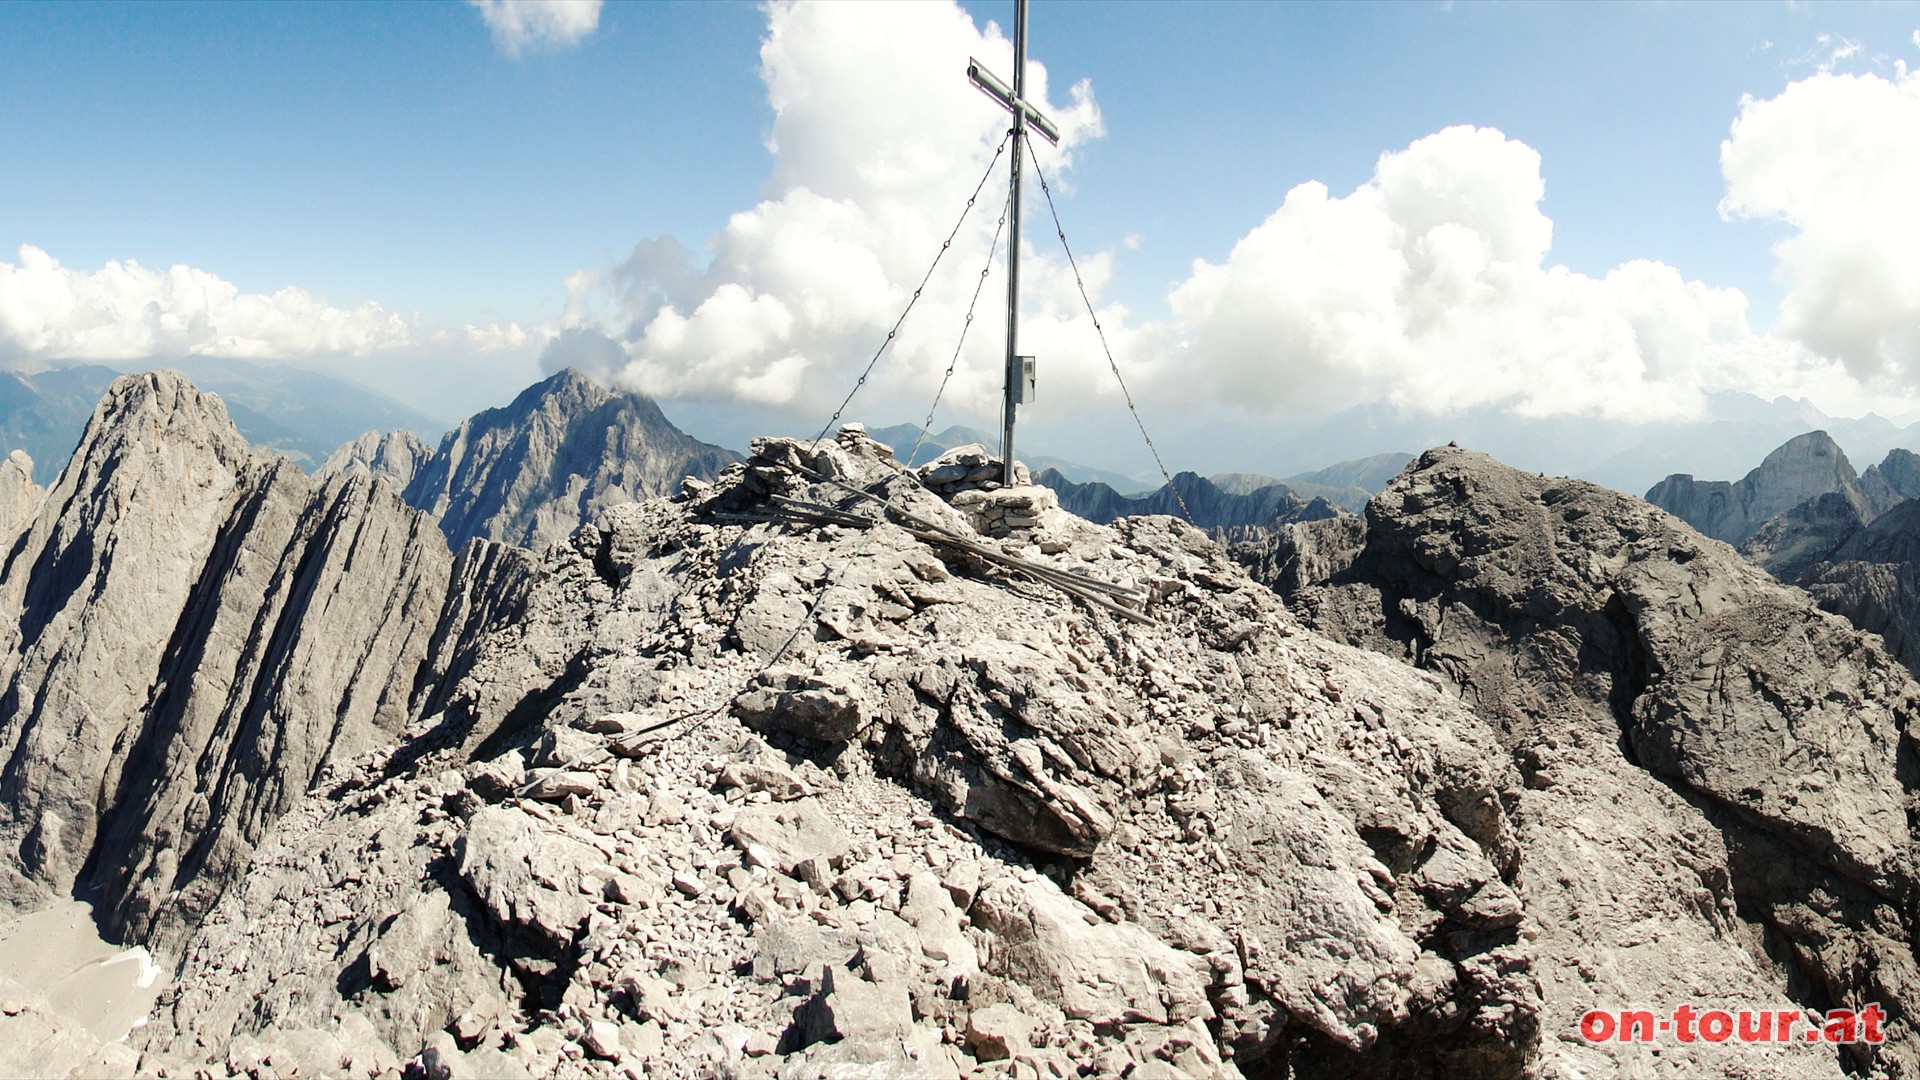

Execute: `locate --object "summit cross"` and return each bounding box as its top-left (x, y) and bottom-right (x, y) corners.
top-left (967, 0), bottom-right (1060, 486)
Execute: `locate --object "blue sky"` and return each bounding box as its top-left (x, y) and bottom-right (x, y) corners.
top-left (4, 1), bottom-right (1920, 465)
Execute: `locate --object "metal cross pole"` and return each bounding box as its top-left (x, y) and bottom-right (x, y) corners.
top-left (968, 0), bottom-right (1059, 485)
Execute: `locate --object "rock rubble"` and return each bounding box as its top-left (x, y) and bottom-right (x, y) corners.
top-left (132, 425), bottom-right (1547, 1078)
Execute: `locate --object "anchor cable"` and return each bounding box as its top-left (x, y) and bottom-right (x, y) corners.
top-left (905, 182), bottom-right (1014, 470)
top-left (810, 129), bottom-right (1013, 452)
top-left (1026, 144), bottom-right (1194, 525)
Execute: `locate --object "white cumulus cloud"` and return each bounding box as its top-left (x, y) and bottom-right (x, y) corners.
top-left (566, 0), bottom-right (1104, 421)
top-left (1721, 69), bottom-right (1920, 389)
top-left (1158, 125), bottom-right (1840, 423)
top-left (469, 0), bottom-right (602, 57)
top-left (556, 1), bottom-right (1911, 435)
top-left (0, 245), bottom-right (412, 362)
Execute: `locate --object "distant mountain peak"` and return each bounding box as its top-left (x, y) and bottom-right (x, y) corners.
top-left (1646, 428), bottom-right (1870, 545)
top-left (318, 429), bottom-right (435, 494)
top-left (402, 370), bottom-right (740, 550)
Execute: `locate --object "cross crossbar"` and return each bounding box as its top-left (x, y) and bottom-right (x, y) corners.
top-left (966, 59), bottom-right (1060, 145)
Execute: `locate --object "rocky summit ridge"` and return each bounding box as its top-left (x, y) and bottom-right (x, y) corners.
top-left (2, 373), bottom-right (1919, 1079)
top-left (111, 427), bottom-right (1556, 1079)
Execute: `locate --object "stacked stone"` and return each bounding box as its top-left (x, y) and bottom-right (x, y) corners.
top-left (912, 443), bottom-right (1031, 497)
top-left (949, 485), bottom-right (1070, 551)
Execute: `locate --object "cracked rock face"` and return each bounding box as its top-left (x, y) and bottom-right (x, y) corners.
top-left (0, 372), bottom-right (452, 950)
top-left (0, 449), bottom-right (40, 549)
top-left (319, 428), bottom-right (436, 495)
top-left (1275, 444), bottom-right (1919, 1078)
top-left (1798, 500), bottom-right (1920, 682)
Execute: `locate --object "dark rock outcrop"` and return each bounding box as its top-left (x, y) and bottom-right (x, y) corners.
top-left (1800, 499), bottom-right (1920, 679)
top-left (1737, 489), bottom-right (1872, 582)
top-left (403, 369), bottom-right (739, 551)
top-left (1228, 514), bottom-right (1367, 597)
top-left (1278, 445), bottom-right (1919, 1077)
top-left (1646, 430), bottom-right (1869, 545)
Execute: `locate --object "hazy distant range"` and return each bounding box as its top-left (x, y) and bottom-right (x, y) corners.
top-left (0, 357), bottom-right (448, 483)
top-left (8, 357), bottom-right (1920, 499)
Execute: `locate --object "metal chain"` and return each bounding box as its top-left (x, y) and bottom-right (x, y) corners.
top-left (810, 130), bottom-right (1014, 451)
top-left (905, 183), bottom-right (1014, 470)
top-left (1026, 144), bottom-right (1194, 525)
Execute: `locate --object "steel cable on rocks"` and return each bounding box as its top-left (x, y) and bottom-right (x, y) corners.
top-left (904, 184), bottom-right (1014, 471)
top-left (1026, 144), bottom-right (1194, 525)
top-left (514, 508), bottom-right (883, 798)
top-left (809, 130), bottom-right (1013, 452)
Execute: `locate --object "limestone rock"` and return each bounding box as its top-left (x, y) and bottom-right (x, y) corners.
top-left (1737, 488), bottom-right (1869, 581)
top-left (0, 449), bottom-right (41, 548)
top-left (135, 427), bottom-right (1547, 1078)
top-left (1863, 448), bottom-right (1920, 513)
top-left (318, 428), bottom-right (436, 494)
top-left (458, 806), bottom-right (598, 955)
top-left (0, 372), bottom-right (451, 950)
top-left (972, 877), bottom-right (1212, 1026)
top-left (965, 1002), bottom-right (1036, 1062)
top-left (17, 374), bottom-right (1910, 1078)
top-left (1288, 444), bottom-right (1912, 1077)
top-left (1799, 498), bottom-right (1920, 679)
top-left (728, 800), bottom-right (852, 875)
top-left (1228, 512), bottom-right (1366, 596)
top-left (803, 967), bottom-right (913, 1045)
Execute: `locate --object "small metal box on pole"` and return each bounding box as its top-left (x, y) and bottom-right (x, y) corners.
top-left (968, 0), bottom-right (1059, 485)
